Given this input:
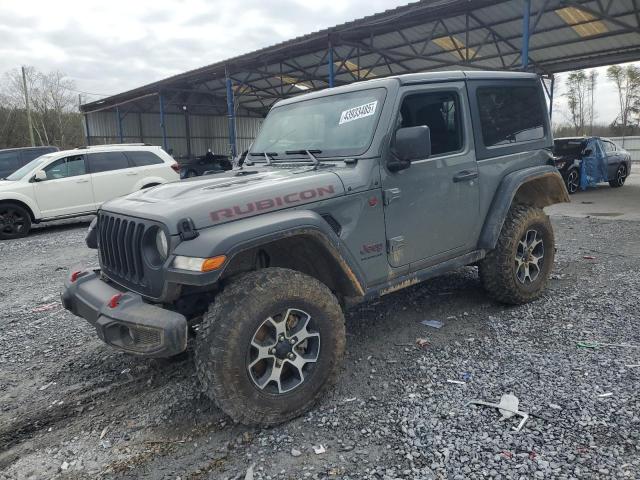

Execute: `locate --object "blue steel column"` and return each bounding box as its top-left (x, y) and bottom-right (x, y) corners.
top-left (521, 0), bottom-right (531, 70)
top-left (84, 113), bottom-right (91, 146)
top-left (159, 92), bottom-right (168, 151)
top-left (549, 75), bottom-right (555, 121)
top-left (225, 68), bottom-right (237, 158)
top-left (328, 41), bottom-right (335, 88)
top-left (116, 105), bottom-right (124, 143)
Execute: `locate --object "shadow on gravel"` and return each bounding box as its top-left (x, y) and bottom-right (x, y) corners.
top-left (29, 218), bottom-right (93, 237)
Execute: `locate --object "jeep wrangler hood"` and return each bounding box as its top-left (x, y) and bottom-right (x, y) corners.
top-left (101, 168), bottom-right (345, 234)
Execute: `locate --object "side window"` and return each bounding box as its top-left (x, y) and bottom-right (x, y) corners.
top-left (602, 141), bottom-right (615, 153)
top-left (397, 91), bottom-right (463, 156)
top-left (88, 151), bottom-right (131, 173)
top-left (43, 155), bottom-right (86, 180)
top-left (0, 151), bottom-right (20, 172)
top-left (477, 86), bottom-right (545, 147)
top-left (125, 151), bottom-right (164, 166)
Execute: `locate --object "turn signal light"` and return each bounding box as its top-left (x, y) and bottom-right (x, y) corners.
top-left (108, 293), bottom-right (123, 309)
top-left (201, 255), bottom-right (227, 272)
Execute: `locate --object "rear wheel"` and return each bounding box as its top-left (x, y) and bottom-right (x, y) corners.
top-left (565, 167), bottom-right (579, 194)
top-left (0, 203), bottom-right (31, 240)
top-left (479, 205), bottom-right (554, 305)
top-left (185, 169), bottom-right (198, 178)
top-left (609, 164), bottom-right (627, 188)
top-left (195, 268), bottom-right (345, 426)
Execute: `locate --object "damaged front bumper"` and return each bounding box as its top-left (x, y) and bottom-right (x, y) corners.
top-left (61, 269), bottom-right (187, 357)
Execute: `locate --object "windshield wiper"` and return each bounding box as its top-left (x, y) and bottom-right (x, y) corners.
top-left (248, 152), bottom-right (278, 166)
top-left (285, 149), bottom-right (322, 169)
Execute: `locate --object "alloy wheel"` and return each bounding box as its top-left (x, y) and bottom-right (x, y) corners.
top-left (566, 169), bottom-right (579, 194)
top-left (616, 165), bottom-right (627, 186)
top-left (515, 229), bottom-right (545, 284)
top-left (247, 308), bottom-right (320, 394)
top-left (0, 206), bottom-right (27, 236)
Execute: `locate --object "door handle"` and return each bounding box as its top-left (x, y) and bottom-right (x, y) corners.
top-left (76, 179), bottom-right (89, 183)
top-left (125, 172), bottom-right (138, 176)
top-left (453, 170), bottom-right (478, 183)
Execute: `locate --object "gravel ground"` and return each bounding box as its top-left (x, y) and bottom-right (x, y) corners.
top-left (0, 213), bottom-right (639, 479)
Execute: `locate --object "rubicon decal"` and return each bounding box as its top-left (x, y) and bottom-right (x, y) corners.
top-left (210, 185), bottom-right (336, 222)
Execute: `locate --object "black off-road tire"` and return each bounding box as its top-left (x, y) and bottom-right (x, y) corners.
top-left (0, 203), bottom-right (32, 240)
top-left (609, 164), bottom-right (627, 188)
top-left (479, 205), bottom-right (554, 305)
top-left (195, 267), bottom-right (345, 426)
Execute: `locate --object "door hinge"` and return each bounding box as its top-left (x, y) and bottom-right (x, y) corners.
top-left (387, 236), bottom-right (405, 254)
top-left (382, 188), bottom-right (401, 206)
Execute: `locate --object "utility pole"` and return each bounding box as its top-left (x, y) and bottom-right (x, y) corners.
top-left (21, 66), bottom-right (35, 147)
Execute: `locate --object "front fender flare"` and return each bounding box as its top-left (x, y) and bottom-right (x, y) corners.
top-left (478, 165), bottom-right (569, 250)
top-left (168, 209), bottom-right (366, 296)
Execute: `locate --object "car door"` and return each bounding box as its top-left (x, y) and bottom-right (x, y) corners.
top-left (87, 151), bottom-right (139, 207)
top-left (602, 140), bottom-right (619, 180)
top-left (33, 154), bottom-right (95, 218)
top-left (123, 150), bottom-right (169, 180)
top-left (381, 82), bottom-right (480, 268)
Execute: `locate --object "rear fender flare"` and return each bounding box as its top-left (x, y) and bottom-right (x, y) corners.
top-left (478, 165), bottom-right (569, 249)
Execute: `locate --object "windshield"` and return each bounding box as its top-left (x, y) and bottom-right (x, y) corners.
top-left (5, 154), bottom-right (54, 181)
top-left (250, 88), bottom-right (386, 159)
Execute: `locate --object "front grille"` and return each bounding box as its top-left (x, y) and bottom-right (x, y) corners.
top-left (98, 212), bottom-right (147, 288)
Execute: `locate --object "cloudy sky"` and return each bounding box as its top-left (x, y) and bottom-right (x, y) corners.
top-left (0, 0), bottom-right (634, 124)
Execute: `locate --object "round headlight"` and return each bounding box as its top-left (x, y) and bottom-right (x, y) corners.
top-left (156, 229), bottom-right (168, 259)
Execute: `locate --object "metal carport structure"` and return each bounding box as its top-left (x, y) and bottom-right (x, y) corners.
top-left (81, 0), bottom-right (640, 158)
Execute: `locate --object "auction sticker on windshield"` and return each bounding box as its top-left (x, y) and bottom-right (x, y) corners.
top-left (339, 101), bottom-right (378, 125)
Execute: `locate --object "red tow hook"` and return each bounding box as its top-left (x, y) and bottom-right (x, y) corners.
top-left (108, 293), bottom-right (124, 309)
top-left (70, 270), bottom-right (83, 282)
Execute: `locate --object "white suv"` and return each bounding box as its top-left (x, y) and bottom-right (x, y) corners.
top-left (0, 144), bottom-right (180, 239)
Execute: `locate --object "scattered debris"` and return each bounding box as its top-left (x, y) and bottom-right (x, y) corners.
top-left (313, 445), bottom-right (326, 455)
top-left (290, 448), bottom-right (302, 457)
top-left (415, 338), bottom-right (429, 349)
top-left (343, 397), bottom-right (357, 403)
top-left (501, 450), bottom-right (513, 459)
top-left (100, 426), bottom-right (109, 439)
top-left (32, 302), bottom-right (58, 313)
top-left (598, 392), bottom-right (613, 398)
top-left (420, 319), bottom-right (443, 329)
top-left (446, 379), bottom-right (466, 385)
top-left (625, 364), bottom-right (640, 368)
top-left (244, 463), bottom-right (254, 480)
top-left (548, 403), bottom-right (562, 410)
top-left (60, 461), bottom-right (69, 471)
top-left (468, 394), bottom-right (530, 432)
top-left (462, 372), bottom-right (472, 382)
top-left (39, 382), bottom-right (54, 391)
top-left (582, 255), bottom-right (596, 260)
top-left (577, 341), bottom-right (640, 349)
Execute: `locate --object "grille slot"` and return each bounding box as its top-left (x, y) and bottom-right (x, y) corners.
top-left (98, 213), bottom-right (147, 287)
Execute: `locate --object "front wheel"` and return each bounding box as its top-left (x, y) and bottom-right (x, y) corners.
top-left (195, 268), bottom-right (345, 426)
top-left (0, 203), bottom-right (32, 240)
top-left (565, 167), bottom-right (580, 194)
top-left (479, 205), bottom-right (554, 305)
top-left (609, 164), bottom-right (627, 188)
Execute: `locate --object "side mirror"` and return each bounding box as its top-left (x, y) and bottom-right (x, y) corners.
top-left (33, 170), bottom-right (47, 182)
top-left (583, 148), bottom-right (593, 156)
top-left (389, 126), bottom-right (431, 172)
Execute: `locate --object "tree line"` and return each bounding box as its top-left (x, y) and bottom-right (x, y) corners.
top-left (560, 64), bottom-right (640, 137)
top-left (0, 67), bottom-right (84, 150)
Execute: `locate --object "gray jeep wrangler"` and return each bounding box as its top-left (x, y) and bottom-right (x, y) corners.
top-left (62, 71), bottom-right (569, 426)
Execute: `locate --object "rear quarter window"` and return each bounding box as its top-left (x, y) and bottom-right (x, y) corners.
top-left (125, 151), bottom-right (164, 166)
top-left (88, 151), bottom-right (131, 173)
top-left (0, 151), bottom-right (20, 171)
top-left (477, 86), bottom-right (545, 147)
